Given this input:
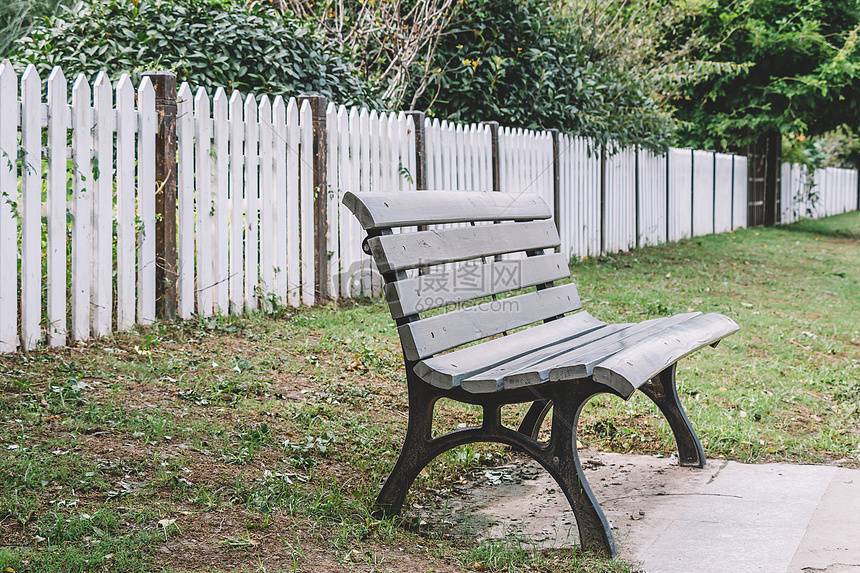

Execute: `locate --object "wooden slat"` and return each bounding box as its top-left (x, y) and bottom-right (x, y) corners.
top-left (258, 96), bottom-right (274, 301)
top-left (415, 311), bottom-right (605, 389)
top-left (0, 62), bottom-right (17, 353)
top-left (384, 252), bottom-right (570, 318)
top-left (342, 190), bottom-right (552, 230)
top-left (398, 283), bottom-right (581, 361)
top-left (71, 73), bottom-right (92, 340)
top-left (21, 65), bottom-right (41, 350)
top-left (459, 323), bottom-right (630, 393)
top-left (244, 93), bottom-right (259, 311)
top-left (299, 100), bottom-right (314, 306)
top-left (496, 313), bottom-right (702, 391)
top-left (593, 313), bottom-right (740, 398)
top-left (176, 82), bottom-right (194, 319)
top-left (545, 313), bottom-right (705, 385)
top-left (116, 75), bottom-right (136, 330)
top-left (137, 76), bottom-right (156, 325)
top-left (47, 67), bottom-right (68, 345)
top-left (286, 97), bottom-right (300, 307)
top-left (368, 219), bottom-right (559, 274)
top-left (212, 87), bottom-right (230, 314)
top-left (91, 72), bottom-right (114, 336)
top-left (272, 96), bottom-right (288, 303)
top-left (228, 90), bottom-right (244, 314)
top-left (194, 86), bottom-right (213, 317)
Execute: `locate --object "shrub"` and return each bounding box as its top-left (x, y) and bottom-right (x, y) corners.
top-left (10, 0), bottom-right (381, 106)
top-left (407, 0), bottom-right (674, 152)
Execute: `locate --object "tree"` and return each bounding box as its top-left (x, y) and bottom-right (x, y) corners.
top-left (666, 0), bottom-right (860, 151)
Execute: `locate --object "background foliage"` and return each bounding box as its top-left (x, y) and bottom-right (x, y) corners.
top-left (9, 0), bottom-right (382, 106)
top-left (665, 0), bottom-right (860, 151)
top-left (406, 0), bottom-right (676, 151)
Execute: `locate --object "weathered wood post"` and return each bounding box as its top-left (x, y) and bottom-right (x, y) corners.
top-left (600, 147), bottom-right (607, 254)
top-left (634, 148), bottom-right (641, 249)
top-left (143, 71), bottom-right (177, 320)
top-left (547, 129), bottom-right (561, 236)
top-left (482, 121), bottom-right (501, 192)
top-left (298, 95), bottom-right (329, 302)
top-left (405, 111), bottom-right (427, 192)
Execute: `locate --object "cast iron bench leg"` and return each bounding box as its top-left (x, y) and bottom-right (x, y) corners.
top-left (375, 376), bottom-right (621, 557)
top-left (638, 363), bottom-right (706, 468)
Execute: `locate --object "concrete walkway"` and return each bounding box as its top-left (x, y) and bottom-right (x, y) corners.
top-left (461, 452), bottom-right (860, 572)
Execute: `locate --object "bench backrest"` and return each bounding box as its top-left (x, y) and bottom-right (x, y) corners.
top-left (343, 191), bottom-right (579, 362)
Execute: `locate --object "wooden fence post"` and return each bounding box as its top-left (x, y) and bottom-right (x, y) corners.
top-left (143, 71), bottom-right (177, 320)
top-left (482, 121), bottom-right (501, 192)
top-left (548, 129), bottom-right (560, 237)
top-left (634, 148), bottom-right (640, 249)
top-left (600, 147), bottom-right (606, 254)
top-left (298, 95), bottom-right (329, 302)
top-left (405, 111), bottom-right (427, 192)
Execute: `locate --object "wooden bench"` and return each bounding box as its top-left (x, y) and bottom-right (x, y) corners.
top-left (343, 190), bottom-right (739, 557)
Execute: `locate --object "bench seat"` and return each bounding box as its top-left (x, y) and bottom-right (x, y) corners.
top-left (418, 310), bottom-right (738, 396)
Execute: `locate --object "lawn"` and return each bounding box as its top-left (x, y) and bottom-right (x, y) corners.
top-left (1, 211), bottom-right (858, 573)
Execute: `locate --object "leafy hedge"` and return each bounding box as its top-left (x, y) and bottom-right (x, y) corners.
top-left (10, 0), bottom-right (381, 106)
top-left (407, 0), bottom-right (674, 151)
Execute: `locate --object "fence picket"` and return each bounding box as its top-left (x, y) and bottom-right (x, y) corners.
top-left (299, 100), bottom-right (314, 306)
top-left (228, 91), bottom-right (244, 314)
top-left (244, 94), bottom-right (259, 311)
top-left (212, 88), bottom-right (230, 314)
top-left (325, 102), bottom-right (339, 298)
top-left (259, 96), bottom-right (274, 303)
top-left (21, 65), bottom-right (42, 349)
top-left (176, 82), bottom-right (194, 319)
top-left (272, 96), bottom-right (288, 303)
top-left (71, 74), bottom-right (93, 340)
top-left (47, 67), bottom-right (68, 344)
top-left (194, 87), bottom-right (213, 317)
top-left (286, 98), bottom-right (300, 307)
top-left (0, 62), bottom-right (16, 353)
top-left (115, 75), bottom-right (136, 329)
top-left (137, 77), bottom-right (156, 325)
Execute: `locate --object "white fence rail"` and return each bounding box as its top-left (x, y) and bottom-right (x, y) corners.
top-left (1, 62), bottom-right (858, 353)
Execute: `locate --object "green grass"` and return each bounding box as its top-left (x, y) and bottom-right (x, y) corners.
top-left (0, 211), bottom-right (858, 572)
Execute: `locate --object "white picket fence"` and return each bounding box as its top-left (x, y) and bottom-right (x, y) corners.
top-left (1, 62), bottom-right (858, 353)
top-left (780, 163), bottom-right (858, 223)
top-left (0, 62), bottom-right (157, 352)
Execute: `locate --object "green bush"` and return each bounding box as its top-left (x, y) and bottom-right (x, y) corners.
top-left (407, 0), bottom-right (674, 151)
top-left (10, 0), bottom-right (381, 106)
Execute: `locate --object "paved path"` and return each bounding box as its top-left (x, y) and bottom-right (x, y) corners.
top-left (462, 452), bottom-right (860, 572)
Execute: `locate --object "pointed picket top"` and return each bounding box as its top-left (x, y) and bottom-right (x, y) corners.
top-left (178, 81), bottom-right (193, 110)
top-left (194, 84), bottom-right (209, 104)
top-left (94, 70), bottom-right (110, 89)
top-left (72, 71), bottom-right (91, 101)
top-left (47, 65), bottom-right (65, 90)
top-left (138, 73), bottom-right (154, 101)
top-left (229, 89), bottom-right (243, 118)
top-left (273, 95), bottom-right (285, 117)
top-left (213, 86), bottom-right (227, 108)
top-left (22, 63), bottom-right (39, 85)
top-left (244, 92), bottom-right (257, 118)
top-left (194, 86), bottom-right (211, 135)
top-left (258, 93), bottom-right (271, 116)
